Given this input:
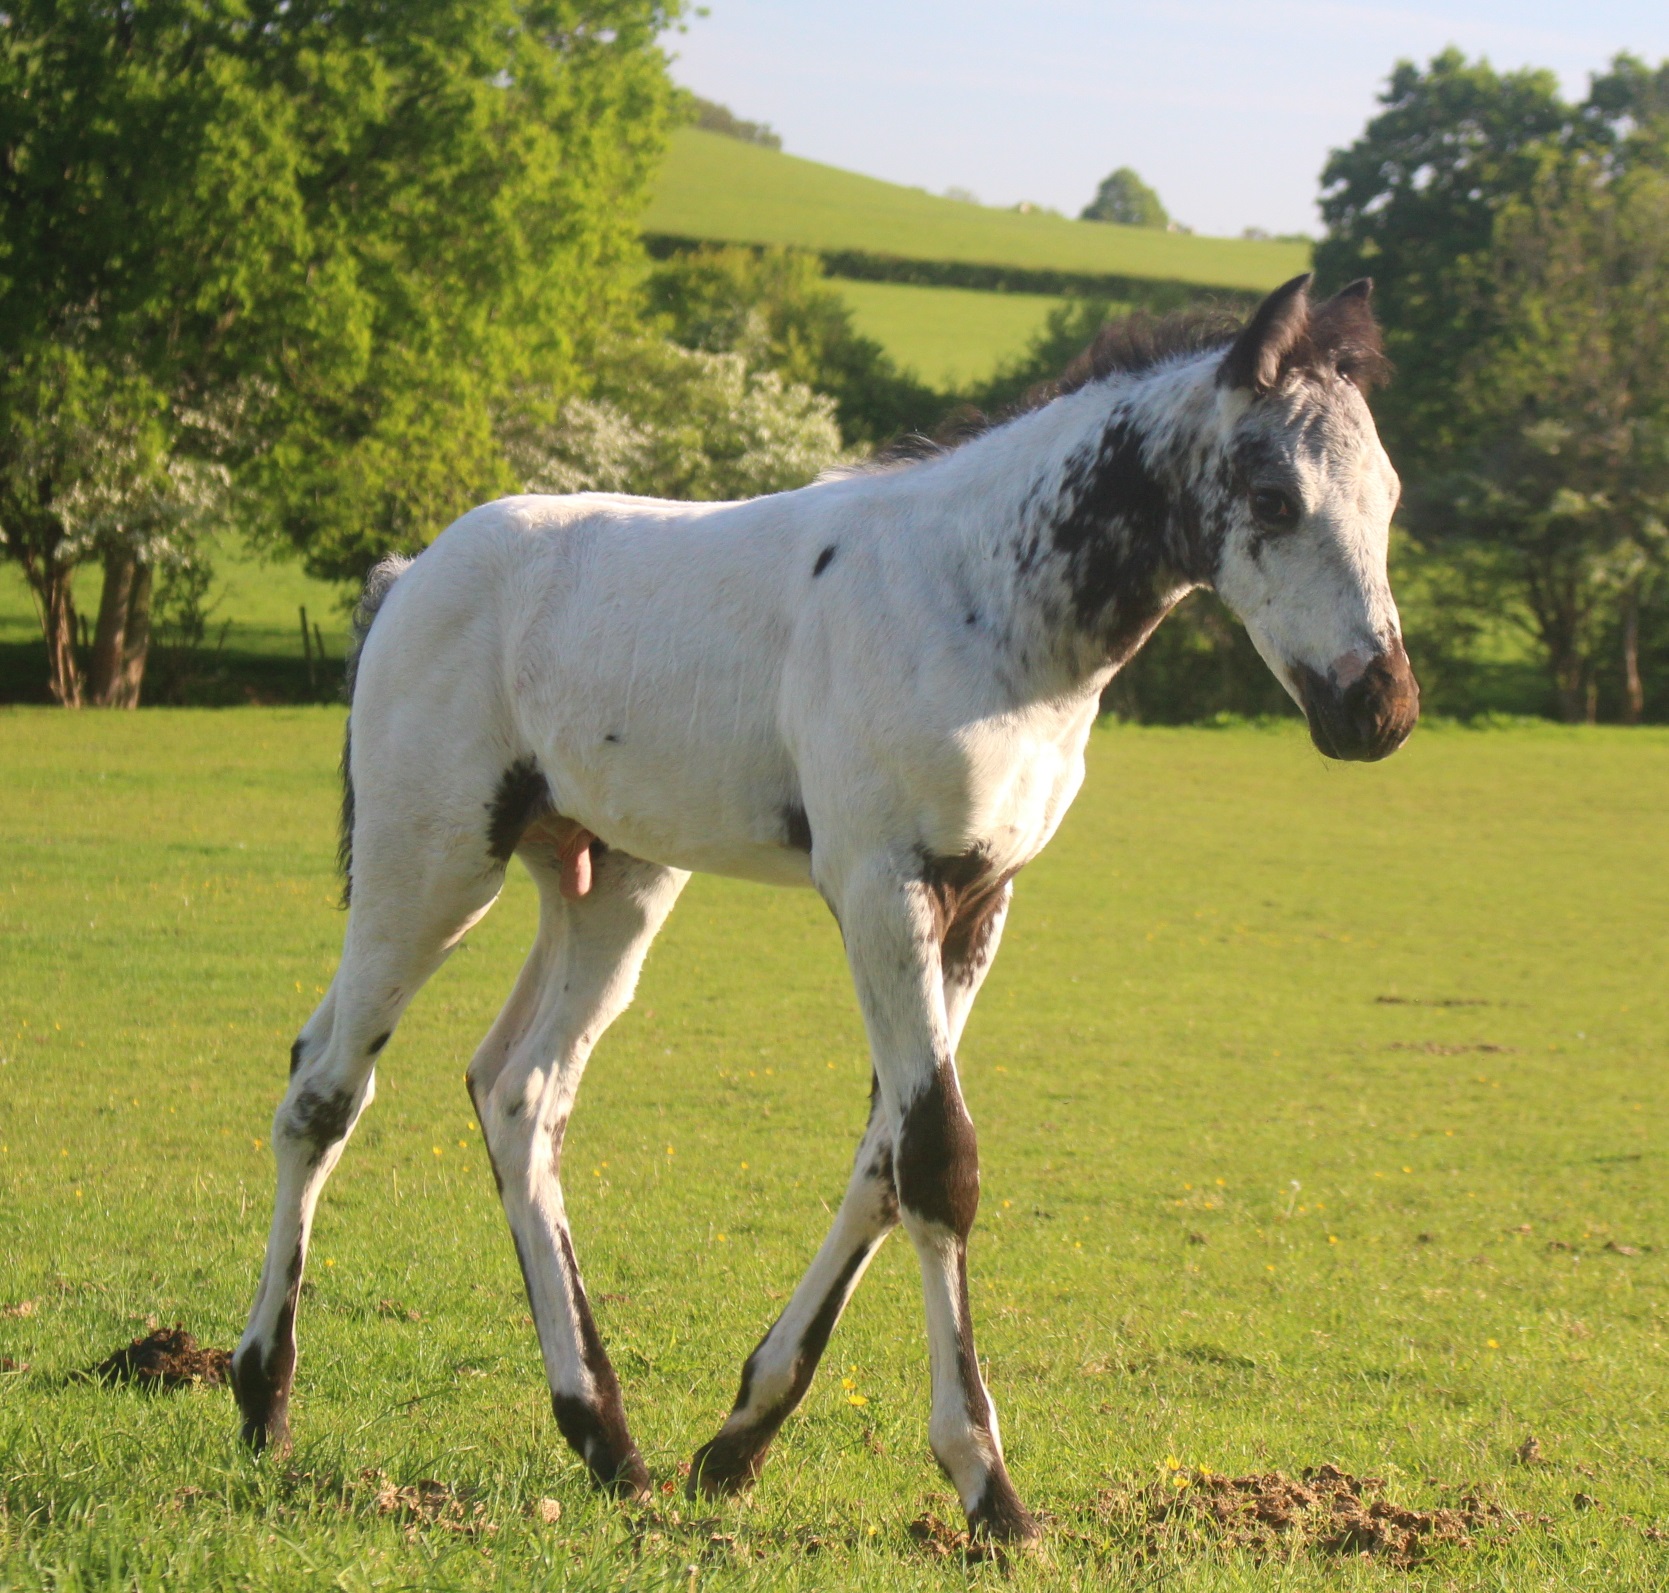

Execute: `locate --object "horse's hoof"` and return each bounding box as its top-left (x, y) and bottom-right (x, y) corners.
top-left (966, 1472), bottom-right (1042, 1550)
top-left (686, 1431), bottom-right (767, 1499)
top-left (602, 1452), bottom-right (653, 1502)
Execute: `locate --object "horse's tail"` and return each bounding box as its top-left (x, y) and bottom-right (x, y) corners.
top-left (338, 553), bottom-right (413, 905)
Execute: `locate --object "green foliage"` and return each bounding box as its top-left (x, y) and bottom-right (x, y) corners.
top-left (686, 93), bottom-right (782, 150)
top-left (0, 0), bottom-right (688, 603)
top-left (646, 245), bottom-right (943, 443)
top-left (4, 712), bottom-right (1669, 1587)
top-left (1315, 49), bottom-right (1669, 722)
top-left (1081, 166), bottom-right (1170, 229)
top-left (1313, 50), bottom-right (1573, 472)
top-left (1423, 155), bottom-right (1669, 719)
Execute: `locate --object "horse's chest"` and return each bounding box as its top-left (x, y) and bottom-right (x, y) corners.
top-left (916, 715), bottom-right (1094, 877)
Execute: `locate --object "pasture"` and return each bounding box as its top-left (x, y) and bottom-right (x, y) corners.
top-left (1, 709), bottom-right (1666, 1590)
top-left (832, 280), bottom-right (1069, 388)
top-left (644, 128), bottom-right (1309, 292)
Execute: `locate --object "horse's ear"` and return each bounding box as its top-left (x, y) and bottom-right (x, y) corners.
top-left (1217, 273), bottom-right (1313, 395)
top-left (1311, 276), bottom-right (1390, 391)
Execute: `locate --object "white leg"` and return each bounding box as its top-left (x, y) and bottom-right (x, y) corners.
top-left (688, 877), bottom-right (1014, 1498)
top-left (470, 847), bottom-right (686, 1495)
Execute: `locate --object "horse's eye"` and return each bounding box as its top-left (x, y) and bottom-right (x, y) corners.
top-left (1250, 488), bottom-right (1299, 531)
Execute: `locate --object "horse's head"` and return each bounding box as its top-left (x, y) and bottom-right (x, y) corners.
top-left (1207, 274), bottom-right (1418, 762)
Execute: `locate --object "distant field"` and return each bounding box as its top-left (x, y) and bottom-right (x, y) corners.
top-left (645, 129), bottom-right (1311, 293)
top-left (0, 540), bottom-right (351, 662)
top-left (3, 712), bottom-right (1667, 1590)
top-left (833, 279), bottom-right (1068, 386)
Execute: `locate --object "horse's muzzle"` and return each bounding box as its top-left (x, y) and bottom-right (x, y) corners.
top-left (1296, 640), bottom-right (1420, 763)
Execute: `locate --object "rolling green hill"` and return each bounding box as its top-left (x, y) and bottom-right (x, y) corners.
top-left (644, 128), bottom-right (1310, 294)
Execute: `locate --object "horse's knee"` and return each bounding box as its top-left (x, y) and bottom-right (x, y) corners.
top-left (275, 1066), bottom-right (373, 1162)
top-left (894, 1065), bottom-right (979, 1237)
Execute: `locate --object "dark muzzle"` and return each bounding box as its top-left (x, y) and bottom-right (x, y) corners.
top-left (1297, 640), bottom-right (1420, 762)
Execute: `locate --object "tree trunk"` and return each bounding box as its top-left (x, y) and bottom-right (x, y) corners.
top-left (38, 560), bottom-right (83, 707)
top-left (112, 563), bottom-right (152, 707)
top-left (1622, 581), bottom-right (1643, 725)
top-left (88, 549), bottom-right (136, 705)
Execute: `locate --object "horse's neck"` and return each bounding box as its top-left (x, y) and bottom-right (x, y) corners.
top-left (904, 368), bottom-right (1205, 699)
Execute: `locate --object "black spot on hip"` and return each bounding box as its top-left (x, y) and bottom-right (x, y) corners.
top-left (782, 803), bottom-right (813, 853)
top-left (486, 757), bottom-right (553, 864)
top-left (812, 544), bottom-right (838, 577)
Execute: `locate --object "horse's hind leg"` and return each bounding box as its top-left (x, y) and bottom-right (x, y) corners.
top-left (232, 817), bottom-right (502, 1451)
top-left (469, 846), bottom-right (686, 1496)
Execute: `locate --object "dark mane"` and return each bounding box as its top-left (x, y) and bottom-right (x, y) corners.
top-left (1044, 305), bottom-right (1245, 404)
top-left (864, 306), bottom-right (1238, 470)
top-left (862, 288), bottom-right (1388, 472)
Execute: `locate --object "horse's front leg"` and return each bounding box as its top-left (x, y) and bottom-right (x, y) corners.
top-left (841, 858), bottom-right (1038, 1544)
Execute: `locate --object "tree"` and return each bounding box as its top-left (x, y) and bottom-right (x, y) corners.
top-left (1080, 168), bottom-right (1168, 229)
top-left (1314, 50), bottom-right (1577, 474)
top-left (1314, 49), bottom-right (1669, 721)
top-left (1418, 155), bottom-right (1669, 721)
top-left (0, 0), bottom-right (684, 702)
top-left (687, 95), bottom-right (781, 150)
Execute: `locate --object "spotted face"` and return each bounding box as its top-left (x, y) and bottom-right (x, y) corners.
top-left (1205, 277), bottom-right (1418, 762)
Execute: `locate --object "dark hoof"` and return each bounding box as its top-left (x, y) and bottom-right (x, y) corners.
top-left (687, 1430), bottom-right (769, 1499)
top-left (596, 1450), bottom-right (652, 1501)
top-left (231, 1351), bottom-right (292, 1456)
top-left (966, 1471), bottom-right (1041, 1547)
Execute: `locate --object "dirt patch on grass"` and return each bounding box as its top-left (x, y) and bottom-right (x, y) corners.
top-left (360, 1470), bottom-right (492, 1537)
top-left (90, 1327), bottom-right (231, 1389)
top-left (1099, 1464), bottom-right (1527, 1568)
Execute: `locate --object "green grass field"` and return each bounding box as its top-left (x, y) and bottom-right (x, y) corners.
top-left (2, 711), bottom-right (1667, 1590)
top-left (832, 280), bottom-right (1068, 387)
top-left (645, 129), bottom-right (1310, 293)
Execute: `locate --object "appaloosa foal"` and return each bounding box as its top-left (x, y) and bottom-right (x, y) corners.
top-left (233, 275), bottom-right (1418, 1543)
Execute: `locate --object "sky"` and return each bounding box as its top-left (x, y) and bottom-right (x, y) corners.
top-left (664, 2), bottom-right (1669, 239)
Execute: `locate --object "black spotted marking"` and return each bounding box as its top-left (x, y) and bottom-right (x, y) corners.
top-left (689, 1241), bottom-right (874, 1498)
top-left (917, 847), bottom-right (1015, 986)
top-left (811, 544), bottom-right (838, 577)
top-left (486, 757), bottom-right (553, 864)
top-left (603, 732), bottom-right (620, 744)
top-left (288, 1086), bottom-right (355, 1159)
top-left (782, 802), bottom-right (813, 853)
top-left (367, 1031), bottom-right (390, 1056)
top-left (1050, 418), bottom-right (1171, 628)
top-left (895, 1066), bottom-right (980, 1236)
top-left (288, 1038), bottom-right (305, 1077)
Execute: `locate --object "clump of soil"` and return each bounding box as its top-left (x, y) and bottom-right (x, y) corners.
top-left (1100, 1463), bottom-right (1523, 1568)
top-left (91, 1326), bottom-right (232, 1389)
